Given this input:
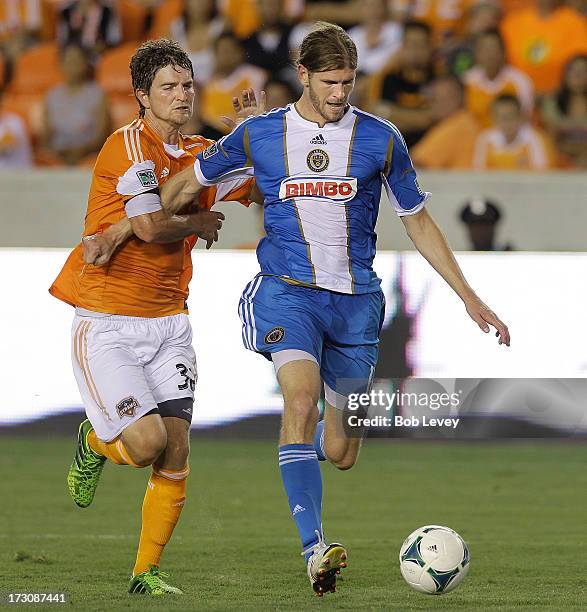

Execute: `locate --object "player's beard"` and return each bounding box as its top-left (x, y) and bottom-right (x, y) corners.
top-left (308, 84), bottom-right (348, 123)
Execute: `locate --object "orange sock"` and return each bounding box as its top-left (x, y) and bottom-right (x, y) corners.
top-left (87, 430), bottom-right (140, 467)
top-left (133, 465), bottom-right (190, 576)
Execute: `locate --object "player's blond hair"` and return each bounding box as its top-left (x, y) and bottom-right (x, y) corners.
top-left (297, 22), bottom-right (358, 73)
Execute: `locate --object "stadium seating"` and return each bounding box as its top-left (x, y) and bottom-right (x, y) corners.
top-left (8, 42), bottom-right (63, 95)
top-left (96, 42), bottom-right (136, 96)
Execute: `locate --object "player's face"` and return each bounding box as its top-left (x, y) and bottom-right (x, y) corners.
top-left (141, 64), bottom-right (195, 128)
top-left (305, 67), bottom-right (356, 123)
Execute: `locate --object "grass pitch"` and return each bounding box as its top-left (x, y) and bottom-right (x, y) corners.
top-left (1, 436), bottom-right (586, 611)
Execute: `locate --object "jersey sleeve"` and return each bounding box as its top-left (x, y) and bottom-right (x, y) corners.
top-left (98, 130), bottom-right (163, 219)
top-left (214, 177), bottom-right (255, 206)
top-left (381, 128), bottom-right (429, 217)
top-left (193, 120), bottom-right (255, 186)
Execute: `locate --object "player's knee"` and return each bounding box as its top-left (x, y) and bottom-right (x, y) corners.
top-left (325, 445), bottom-right (358, 471)
top-left (163, 435), bottom-right (190, 468)
top-left (331, 455), bottom-right (357, 471)
top-left (286, 392), bottom-right (318, 423)
top-left (130, 430), bottom-right (168, 466)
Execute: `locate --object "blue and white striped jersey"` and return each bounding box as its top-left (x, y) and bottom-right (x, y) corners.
top-left (194, 103), bottom-right (429, 294)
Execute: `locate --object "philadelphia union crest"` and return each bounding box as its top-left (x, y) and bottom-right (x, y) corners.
top-left (306, 148), bottom-right (329, 172)
top-left (265, 327), bottom-right (285, 344)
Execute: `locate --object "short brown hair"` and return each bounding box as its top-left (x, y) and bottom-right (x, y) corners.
top-left (130, 39), bottom-right (193, 117)
top-left (297, 22), bottom-right (357, 72)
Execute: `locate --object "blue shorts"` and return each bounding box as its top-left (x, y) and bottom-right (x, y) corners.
top-left (238, 275), bottom-right (385, 399)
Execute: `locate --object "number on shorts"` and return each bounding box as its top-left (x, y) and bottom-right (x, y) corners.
top-left (175, 363), bottom-right (195, 392)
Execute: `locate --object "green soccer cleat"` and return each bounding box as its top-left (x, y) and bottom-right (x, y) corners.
top-left (129, 566), bottom-right (184, 596)
top-left (66, 419), bottom-right (106, 508)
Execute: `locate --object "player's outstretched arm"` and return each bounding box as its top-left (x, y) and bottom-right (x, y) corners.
top-left (401, 208), bottom-right (510, 346)
top-left (83, 167), bottom-right (212, 264)
top-left (83, 207), bottom-right (223, 264)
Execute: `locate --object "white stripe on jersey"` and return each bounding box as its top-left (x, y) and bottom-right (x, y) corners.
top-left (123, 126), bottom-right (133, 161)
top-left (283, 110), bottom-right (356, 293)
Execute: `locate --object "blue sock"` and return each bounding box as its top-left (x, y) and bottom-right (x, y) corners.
top-left (279, 444), bottom-right (323, 561)
top-left (313, 420), bottom-right (327, 461)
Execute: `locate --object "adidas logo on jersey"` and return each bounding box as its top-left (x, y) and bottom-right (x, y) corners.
top-left (310, 134), bottom-right (327, 145)
top-left (292, 504), bottom-right (306, 516)
top-left (160, 167), bottom-right (170, 178)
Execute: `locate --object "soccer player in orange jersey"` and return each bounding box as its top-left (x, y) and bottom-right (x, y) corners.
top-left (50, 39), bottom-right (257, 596)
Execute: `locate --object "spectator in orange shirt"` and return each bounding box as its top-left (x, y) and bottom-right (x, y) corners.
top-left (463, 28), bottom-right (534, 127)
top-left (541, 54), bottom-right (587, 168)
top-left (501, 0), bottom-right (587, 95)
top-left (390, 0), bottom-right (472, 48)
top-left (370, 21), bottom-right (436, 146)
top-left (412, 75), bottom-right (480, 169)
top-left (40, 43), bottom-right (110, 166)
top-left (200, 31), bottom-right (266, 133)
top-left (473, 94), bottom-right (554, 170)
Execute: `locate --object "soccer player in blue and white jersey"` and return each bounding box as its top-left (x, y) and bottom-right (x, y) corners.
top-left (87, 22), bottom-right (510, 597)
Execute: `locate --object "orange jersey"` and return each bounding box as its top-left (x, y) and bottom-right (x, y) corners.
top-left (50, 118), bottom-right (253, 317)
top-left (411, 110), bottom-right (480, 169)
top-left (392, 0), bottom-right (473, 42)
top-left (473, 125), bottom-right (554, 171)
top-left (464, 66), bottom-right (534, 127)
top-left (200, 65), bottom-right (266, 133)
top-left (501, 7), bottom-right (587, 94)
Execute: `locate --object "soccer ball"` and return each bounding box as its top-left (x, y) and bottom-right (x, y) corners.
top-left (399, 525), bottom-right (470, 594)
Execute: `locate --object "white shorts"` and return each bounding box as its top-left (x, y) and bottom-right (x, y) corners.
top-left (72, 309), bottom-right (197, 442)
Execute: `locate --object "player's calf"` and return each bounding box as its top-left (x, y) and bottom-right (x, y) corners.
top-left (314, 418), bottom-right (361, 470)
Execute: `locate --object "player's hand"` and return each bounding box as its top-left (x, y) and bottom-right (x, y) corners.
top-left (464, 297), bottom-right (510, 346)
top-left (189, 210), bottom-right (225, 249)
top-left (82, 232), bottom-right (116, 266)
top-left (220, 88), bottom-right (267, 130)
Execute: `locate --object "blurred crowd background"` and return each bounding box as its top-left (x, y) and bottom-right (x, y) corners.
top-left (0, 0), bottom-right (586, 172)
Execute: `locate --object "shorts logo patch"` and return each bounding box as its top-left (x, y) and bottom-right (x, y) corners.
top-left (116, 396), bottom-right (140, 418)
top-left (202, 143), bottom-right (218, 159)
top-left (136, 169), bottom-right (158, 188)
top-left (306, 148), bottom-right (329, 173)
top-left (265, 326), bottom-right (285, 344)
